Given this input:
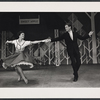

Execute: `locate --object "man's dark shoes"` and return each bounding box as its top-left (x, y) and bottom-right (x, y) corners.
top-left (73, 73), bottom-right (78, 82)
top-left (73, 76), bottom-right (78, 82)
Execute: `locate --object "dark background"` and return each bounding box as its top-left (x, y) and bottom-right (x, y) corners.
top-left (0, 12), bottom-right (99, 41)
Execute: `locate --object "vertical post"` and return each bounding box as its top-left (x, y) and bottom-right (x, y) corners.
top-left (1, 31), bottom-right (6, 59)
top-left (38, 15), bottom-right (40, 24)
top-left (85, 12), bottom-right (97, 64)
top-left (72, 13), bottom-right (74, 31)
top-left (48, 42), bottom-right (51, 65)
top-left (91, 13), bottom-right (97, 64)
top-left (54, 29), bottom-right (60, 66)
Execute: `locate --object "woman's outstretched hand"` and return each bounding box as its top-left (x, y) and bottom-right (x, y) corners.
top-left (5, 40), bottom-right (9, 44)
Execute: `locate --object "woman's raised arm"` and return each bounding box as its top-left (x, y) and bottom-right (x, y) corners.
top-left (6, 40), bottom-right (15, 44)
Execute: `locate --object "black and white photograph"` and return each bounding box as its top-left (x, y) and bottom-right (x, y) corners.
top-left (0, 2), bottom-right (100, 98)
top-left (0, 11), bottom-right (98, 87)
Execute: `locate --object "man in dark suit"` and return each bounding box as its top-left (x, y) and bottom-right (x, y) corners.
top-left (46, 23), bottom-right (93, 82)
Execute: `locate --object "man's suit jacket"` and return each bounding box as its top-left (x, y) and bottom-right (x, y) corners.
top-left (51, 31), bottom-right (90, 55)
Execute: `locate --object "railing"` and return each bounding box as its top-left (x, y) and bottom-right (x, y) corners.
top-left (1, 30), bottom-right (100, 65)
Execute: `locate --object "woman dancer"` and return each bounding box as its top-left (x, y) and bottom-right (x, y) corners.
top-left (2, 31), bottom-right (48, 84)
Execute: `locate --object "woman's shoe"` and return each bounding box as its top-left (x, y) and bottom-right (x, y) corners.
top-left (2, 63), bottom-right (7, 69)
top-left (18, 77), bottom-right (22, 82)
top-left (24, 78), bottom-right (28, 84)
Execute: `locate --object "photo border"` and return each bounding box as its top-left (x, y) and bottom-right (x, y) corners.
top-left (0, 1), bottom-right (100, 98)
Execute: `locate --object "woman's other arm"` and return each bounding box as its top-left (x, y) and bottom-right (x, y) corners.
top-left (6, 40), bottom-right (15, 44)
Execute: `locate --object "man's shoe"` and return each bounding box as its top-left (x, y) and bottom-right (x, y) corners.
top-left (73, 72), bottom-right (78, 81)
top-left (73, 75), bottom-right (78, 82)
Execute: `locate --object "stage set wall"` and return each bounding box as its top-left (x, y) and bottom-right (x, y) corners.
top-left (0, 12), bottom-right (100, 66)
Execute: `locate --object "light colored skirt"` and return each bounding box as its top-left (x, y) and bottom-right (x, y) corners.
top-left (2, 51), bottom-right (34, 69)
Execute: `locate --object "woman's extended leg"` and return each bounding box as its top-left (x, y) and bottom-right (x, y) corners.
top-left (15, 66), bottom-right (28, 84)
top-left (15, 66), bottom-right (22, 82)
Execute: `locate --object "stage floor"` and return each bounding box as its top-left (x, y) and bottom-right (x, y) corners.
top-left (0, 64), bottom-right (100, 87)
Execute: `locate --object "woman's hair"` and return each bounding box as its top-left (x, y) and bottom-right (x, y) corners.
top-left (17, 31), bottom-right (24, 37)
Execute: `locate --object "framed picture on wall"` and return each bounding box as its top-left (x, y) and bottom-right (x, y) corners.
top-left (0, 1), bottom-right (100, 99)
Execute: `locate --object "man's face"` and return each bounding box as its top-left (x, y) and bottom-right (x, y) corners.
top-left (65, 25), bottom-right (71, 32)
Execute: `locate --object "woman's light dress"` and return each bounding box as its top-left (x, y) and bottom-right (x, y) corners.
top-left (2, 39), bottom-right (34, 69)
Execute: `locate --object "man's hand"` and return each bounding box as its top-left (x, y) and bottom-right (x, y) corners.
top-left (42, 39), bottom-right (51, 42)
top-left (89, 31), bottom-right (94, 36)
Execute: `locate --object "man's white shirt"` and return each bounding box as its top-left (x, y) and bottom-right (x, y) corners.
top-left (69, 30), bottom-right (73, 40)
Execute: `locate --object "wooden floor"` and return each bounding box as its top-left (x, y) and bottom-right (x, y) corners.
top-left (0, 64), bottom-right (100, 87)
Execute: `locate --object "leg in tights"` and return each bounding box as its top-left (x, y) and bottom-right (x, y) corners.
top-left (15, 67), bottom-right (22, 82)
top-left (15, 65), bottom-right (28, 84)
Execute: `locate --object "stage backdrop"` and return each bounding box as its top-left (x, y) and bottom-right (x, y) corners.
top-left (0, 12), bottom-right (100, 65)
